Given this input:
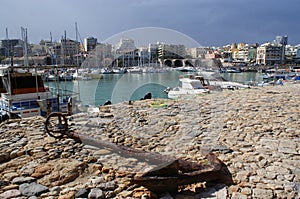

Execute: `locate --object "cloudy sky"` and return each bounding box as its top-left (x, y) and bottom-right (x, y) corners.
top-left (0, 0), bottom-right (299, 46)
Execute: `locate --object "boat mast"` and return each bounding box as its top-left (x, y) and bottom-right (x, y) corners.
top-left (5, 28), bottom-right (9, 59)
top-left (75, 22), bottom-right (81, 101)
top-left (21, 27), bottom-right (29, 67)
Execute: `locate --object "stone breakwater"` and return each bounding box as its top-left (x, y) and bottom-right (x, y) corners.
top-left (0, 83), bottom-right (299, 199)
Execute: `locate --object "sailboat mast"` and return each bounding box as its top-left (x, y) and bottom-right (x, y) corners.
top-left (5, 28), bottom-right (9, 59)
top-left (21, 27), bottom-right (29, 67)
top-left (50, 32), bottom-right (52, 43)
top-left (75, 22), bottom-right (79, 67)
top-left (75, 22), bottom-right (81, 101)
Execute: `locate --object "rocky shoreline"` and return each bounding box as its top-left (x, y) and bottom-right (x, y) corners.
top-left (0, 83), bottom-right (299, 199)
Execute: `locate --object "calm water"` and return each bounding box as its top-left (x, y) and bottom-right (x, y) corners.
top-left (45, 71), bottom-right (262, 106)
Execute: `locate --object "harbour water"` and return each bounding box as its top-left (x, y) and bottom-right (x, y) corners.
top-left (45, 71), bottom-right (262, 106)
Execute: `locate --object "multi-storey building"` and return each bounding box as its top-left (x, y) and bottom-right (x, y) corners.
top-left (62, 38), bottom-right (80, 56)
top-left (84, 37), bottom-right (97, 52)
top-left (52, 38), bottom-right (80, 65)
top-left (0, 39), bottom-right (23, 57)
top-left (256, 42), bottom-right (283, 65)
top-left (230, 43), bottom-right (249, 63)
top-left (295, 44), bottom-right (300, 63)
top-left (186, 47), bottom-right (207, 59)
top-left (148, 43), bottom-right (159, 63)
top-left (158, 44), bottom-right (186, 59)
top-left (115, 38), bottom-right (136, 54)
top-left (273, 36), bottom-right (288, 46)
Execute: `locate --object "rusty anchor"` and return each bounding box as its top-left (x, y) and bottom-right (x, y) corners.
top-left (44, 105), bottom-right (233, 193)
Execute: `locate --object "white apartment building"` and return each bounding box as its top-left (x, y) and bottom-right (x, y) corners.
top-left (256, 42), bottom-right (283, 65)
top-left (115, 38), bottom-right (136, 54)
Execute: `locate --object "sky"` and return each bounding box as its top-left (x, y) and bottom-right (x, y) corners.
top-left (0, 0), bottom-right (299, 47)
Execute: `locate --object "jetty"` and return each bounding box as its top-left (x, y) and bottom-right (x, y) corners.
top-left (0, 82), bottom-right (299, 198)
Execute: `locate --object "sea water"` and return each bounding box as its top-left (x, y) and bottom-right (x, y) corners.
top-left (45, 71), bottom-right (262, 106)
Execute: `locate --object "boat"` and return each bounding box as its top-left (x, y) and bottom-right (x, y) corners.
top-left (166, 76), bottom-right (210, 99)
top-left (59, 70), bottom-right (73, 81)
top-left (176, 66), bottom-right (196, 72)
top-left (0, 65), bottom-right (79, 122)
top-left (208, 79), bottom-right (249, 90)
top-left (101, 68), bottom-right (114, 74)
top-left (127, 67), bottom-right (143, 73)
top-left (220, 67), bottom-right (241, 73)
top-left (72, 69), bottom-right (92, 80)
top-left (197, 70), bottom-right (249, 90)
top-left (112, 67), bottom-right (127, 74)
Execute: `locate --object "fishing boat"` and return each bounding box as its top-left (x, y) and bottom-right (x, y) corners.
top-left (0, 65), bottom-right (79, 122)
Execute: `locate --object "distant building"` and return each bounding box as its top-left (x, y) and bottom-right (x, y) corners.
top-left (61, 38), bottom-right (79, 56)
top-left (52, 38), bottom-right (80, 65)
top-left (0, 39), bottom-right (23, 57)
top-left (148, 43), bottom-right (159, 63)
top-left (158, 44), bottom-right (186, 59)
top-left (137, 47), bottom-right (149, 66)
top-left (295, 44), bottom-right (300, 63)
top-left (186, 47), bottom-right (206, 58)
top-left (95, 43), bottom-right (112, 67)
top-left (205, 49), bottom-right (221, 59)
top-left (234, 43), bottom-right (249, 63)
top-left (84, 37), bottom-right (97, 52)
top-left (248, 45), bottom-right (258, 64)
top-left (256, 42), bottom-right (283, 65)
top-left (273, 36), bottom-right (288, 45)
top-left (115, 38), bottom-right (136, 54)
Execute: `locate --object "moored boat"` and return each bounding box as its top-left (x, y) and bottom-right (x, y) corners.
top-left (0, 66), bottom-right (79, 121)
top-left (127, 67), bottom-right (143, 73)
top-left (166, 75), bottom-right (210, 99)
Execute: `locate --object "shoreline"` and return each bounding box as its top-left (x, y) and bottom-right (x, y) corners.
top-left (0, 83), bottom-right (299, 198)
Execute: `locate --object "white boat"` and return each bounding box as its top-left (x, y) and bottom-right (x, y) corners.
top-left (176, 66), bottom-right (196, 72)
top-left (72, 70), bottom-right (92, 80)
top-left (208, 80), bottom-right (249, 90)
top-left (45, 74), bottom-right (59, 81)
top-left (167, 76), bottom-right (209, 99)
top-left (59, 72), bottom-right (73, 81)
top-left (101, 68), bottom-right (114, 74)
top-left (0, 66), bottom-right (79, 122)
top-left (113, 68), bottom-right (127, 74)
top-left (198, 70), bottom-right (249, 90)
top-left (127, 67), bottom-right (142, 73)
